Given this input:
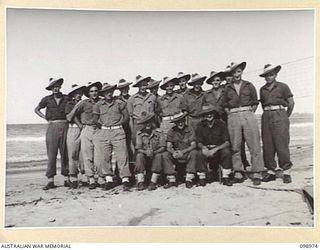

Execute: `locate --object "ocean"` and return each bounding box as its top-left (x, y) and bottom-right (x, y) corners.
top-left (6, 114), bottom-right (314, 166)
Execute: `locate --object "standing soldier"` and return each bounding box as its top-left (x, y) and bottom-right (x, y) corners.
top-left (203, 70), bottom-right (227, 121)
top-left (134, 113), bottom-right (168, 191)
top-left (157, 76), bottom-right (183, 135)
top-left (34, 78), bottom-right (70, 190)
top-left (116, 78), bottom-right (134, 166)
top-left (196, 105), bottom-right (233, 186)
top-left (259, 64), bottom-right (295, 183)
top-left (66, 81), bottom-right (102, 190)
top-left (222, 62), bottom-right (264, 185)
top-left (127, 75), bottom-right (157, 146)
top-left (163, 112), bottom-right (207, 188)
top-left (93, 83), bottom-right (131, 191)
top-left (65, 84), bottom-right (87, 188)
top-left (175, 72), bottom-right (191, 95)
top-left (180, 73), bottom-right (206, 131)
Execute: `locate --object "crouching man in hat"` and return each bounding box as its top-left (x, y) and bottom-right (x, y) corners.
top-left (65, 84), bottom-right (87, 188)
top-left (92, 83), bottom-right (131, 191)
top-left (222, 62), bottom-right (264, 185)
top-left (134, 112), bottom-right (170, 191)
top-left (34, 78), bottom-right (70, 190)
top-left (196, 105), bottom-right (233, 186)
top-left (259, 64), bottom-right (295, 183)
top-left (163, 112), bottom-right (207, 188)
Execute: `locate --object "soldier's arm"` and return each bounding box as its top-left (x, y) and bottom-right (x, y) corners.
top-left (74, 117), bottom-right (83, 129)
top-left (287, 97), bottom-right (295, 117)
top-left (180, 141), bottom-right (197, 155)
top-left (121, 103), bottom-right (129, 124)
top-left (34, 97), bottom-right (47, 120)
top-left (66, 100), bottom-right (83, 122)
top-left (166, 141), bottom-right (175, 154)
top-left (136, 133), bottom-right (147, 154)
top-left (154, 146), bottom-right (165, 154)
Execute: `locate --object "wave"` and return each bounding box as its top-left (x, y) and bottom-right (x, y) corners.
top-left (6, 136), bottom-right (45, 142)
top-left (291, 122), bottom-right (313, 128)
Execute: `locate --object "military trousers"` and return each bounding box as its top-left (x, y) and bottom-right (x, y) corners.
top-left (80, 125), bottom-right (99, 177)
top-left (45, 121), bottom-right (69, 178)
top-left (95, 127), bottom-right (131, 179)
top-left (162, 150), bottom-right (207, 174)
top-left (227, 111), bottom-right (264, 173)
top-left (66, 126), bottom-right (84, 176)
top-left (262, 110), bottom-right (292, 171)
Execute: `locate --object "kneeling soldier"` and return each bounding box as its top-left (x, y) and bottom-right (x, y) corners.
top-left (135, 112), bottom-right (171, 191)
top-left (163, 112), bottom-right (207, 188)
top-left (93, 83), bottom-right (131, 191)
top-left (196, 105), bottom-right (233, 186)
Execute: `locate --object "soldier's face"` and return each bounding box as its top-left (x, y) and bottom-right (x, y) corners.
top-left (205, 113), bottom-right (214, 122)
top-left (212, 77), bottom-right (222, 89)
top-left (121, 86), bottom-right (129, 95)
top-left (89, 86), bottom-right (99, 99)
top-left (265, 72), bottom-right (277, 84)
top-left (165, 83), bottom-right (174, 94)
top-left (52, 84), bottom-right (61, 94)
top-left (233, 67), bottom-right (243, 80)
top-left (176, 118), bottom-right (186, 129)
top-left (151, 86), bottom-right (159, 95)
top-left (179, 78), bottom-right (187, 90)
top-left (225, 75), bottom-right (233, 84)
top-left (104, 89), bottom-right (114, 100)
top-left (73, 90), bottom-right (83, 101)
top-left (139, 82), bottom-right (148, 94)
top-left (193, 83), bottom-right (202, 92)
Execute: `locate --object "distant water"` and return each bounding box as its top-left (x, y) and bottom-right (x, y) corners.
top-left (6, 115), bottom-right (313, 166)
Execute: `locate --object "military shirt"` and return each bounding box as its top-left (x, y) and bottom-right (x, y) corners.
top-left (202, 86), bottom-right (226, 115)
top-left (260, 81), bottom-right (293, 108)
top-left (157, 93), bottom-right (183, 117)
top-left (222, 80), bottom-right (259, 109)
top-left (175, 88), bottom-right (189, 95)
top-left (92, 98), bottom-right (128, 127)
top-left (127, 92), bottom-right (157, 120)
top-left (136, 128), bottom-right (166, 151)
top-left (196, 120), bottom-right (229, 146)
top-left (180, 89), bottom-right (205, 117)
top-left (167, 126), bottom-right (196, 150)
top-left (116, 94), bottom-right (130, 104)
top-left (38, 93), bottom-right (70, 121)
top-left (72, 98), bottom-right (100, 125)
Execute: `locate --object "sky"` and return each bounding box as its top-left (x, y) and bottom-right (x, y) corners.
top-left (6, 9), bottom-right (314, 124)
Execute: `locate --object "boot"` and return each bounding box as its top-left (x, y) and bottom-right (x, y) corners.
top-left (43, 182), bottom-right (57, 190)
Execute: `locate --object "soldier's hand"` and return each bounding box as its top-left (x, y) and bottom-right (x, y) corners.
top-left (209, 148), bottom-right (219, 156)
top-left (202, 148), bottom-right (210, 157)
top-left (146, 149), bottom-right (154, 157)
top-left (173, 151), bottom-right (179, 159)
top-left (176, 150), bottom-right (184, 159)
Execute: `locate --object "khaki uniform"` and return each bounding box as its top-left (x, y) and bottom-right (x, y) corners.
top-left (135, 128), bottom-right (168, 174)
top-left (260, 81), bottom-right (293, 171)
top-left (180, 89), bottom-right (205, 131)
top-left (202, 86), bottom-right (226, 121)
top-left (68, 98), bottom-right (100, 178)
top-left (92, 99), bottom-right (131, 179)
top-left (127, 93), bottom-right (157, 145)
top-left (157, 93), bottom-right (183, 135)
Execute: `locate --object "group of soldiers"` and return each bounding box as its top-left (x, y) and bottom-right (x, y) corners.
top-left (35, 61), bottom-right (295, 192)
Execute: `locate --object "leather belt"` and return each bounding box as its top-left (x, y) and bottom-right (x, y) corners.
top-left (162, 115), bottom-right (175, 121)
top-left (48, 120), bottom-right (67, 124)
top-left (264, 105), bottom-right (285, 111)
top-left (101, 125), bottom-right (122, 130)
top-left (229, 106), bottom-right (252, 113)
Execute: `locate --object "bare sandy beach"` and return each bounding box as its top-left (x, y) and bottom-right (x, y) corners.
top-left (5, 143), bottom-right (313, 228)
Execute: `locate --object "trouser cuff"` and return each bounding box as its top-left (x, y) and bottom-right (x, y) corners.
top-left (89, 177), bottom-right (95, 184)
top-left (186, 173), bottom-right (195, 182)
top-left (151, 173), bottom-right (159, 183)
top-left (106, 176), bottom-right (113, 183)
top-left (197, 172), bottom-right (206, 180)
top-left (70, 176), bottom-right (78, 182)
top-left (136, 173), bottom-right (145, 183)
top-left (222, 169), bottom-right (231, 178)
top-left (283, 168), bottom-right (292, 174)
top-left (167, 175), bottom-right (176, 183)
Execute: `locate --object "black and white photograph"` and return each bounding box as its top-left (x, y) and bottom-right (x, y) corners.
top-left (5, 8), bottom-right (314, 228)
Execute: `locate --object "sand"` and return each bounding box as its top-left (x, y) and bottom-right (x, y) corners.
top-left (5, 144), bottom-right (314, 227)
